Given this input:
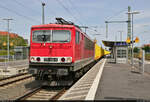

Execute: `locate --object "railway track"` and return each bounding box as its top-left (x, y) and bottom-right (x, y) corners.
top-left (16, 86), bottom-right (67, 100)
top-left (16, 60), bottom-right (101, 101)
top-left (0, 73), bottom-right (33, 87)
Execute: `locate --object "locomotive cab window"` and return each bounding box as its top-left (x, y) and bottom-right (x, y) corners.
top-left (32, 30), bottom-right (71, 43)
top-left (52, 30), bottom-right (71, 42)
top-left (76, 31), bottom-right (80, 44)
top-left (32, 30), bottom-right (51, 42)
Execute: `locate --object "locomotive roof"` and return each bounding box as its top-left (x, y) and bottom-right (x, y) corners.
top-left (32, 24), bottom-right (76, 29)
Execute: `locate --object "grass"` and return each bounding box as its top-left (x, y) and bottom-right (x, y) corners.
top-left (0, 50), bottom-right (15, 62)
top-left (145, 53), bottom-right (150, 60)
top-left (134, 53), bottom-right (150, 60)
top-left (0, 50), bottom-right (14, 56)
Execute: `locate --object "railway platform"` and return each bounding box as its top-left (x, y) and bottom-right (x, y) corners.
top-left (59, 58), bottom-right (150, 100)
top-left (95, 60), bottom-right (150, 100)
top-left (0, 60), bottom-right (29, 78)
top-left (0, 59), bottom-right (28, 66)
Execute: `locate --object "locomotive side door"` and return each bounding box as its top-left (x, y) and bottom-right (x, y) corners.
top-left (81, 33), bottom-right (84, 59)
top-left (75, 30), bottom-right (81, 60)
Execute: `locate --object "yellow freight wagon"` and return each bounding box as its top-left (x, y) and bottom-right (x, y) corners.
top-left (94, 43), bottom-right (104, 60)
top-left (104, 49), bottom-right (110, 55)
top-left (94, 38), bottom-right (110, 60)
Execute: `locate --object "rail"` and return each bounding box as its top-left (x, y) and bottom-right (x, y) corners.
top-left (0, 73), bottom-right (28, 81)
top-left (0, 73), bottom-right (33, 87)
top-left (16, 86), bottom-right (67, 100)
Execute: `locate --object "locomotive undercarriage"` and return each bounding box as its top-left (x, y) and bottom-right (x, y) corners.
top-left (29, 60), bottom-right (96, 86)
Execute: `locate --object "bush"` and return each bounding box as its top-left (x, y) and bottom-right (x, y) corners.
top-left (134, 47), bottom-right (140, 53)
top-left (0, 50), bottom-right (14, 56)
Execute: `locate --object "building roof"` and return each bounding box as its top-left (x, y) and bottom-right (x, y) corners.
top-left (102, 40), bottom-right (129, 47)
top-left (143, 44), bottom-right (150, 47)
top-left (0, 31), bottom-right (19, 38)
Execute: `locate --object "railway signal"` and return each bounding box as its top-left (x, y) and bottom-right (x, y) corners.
top-left (126, 37), bottom-right (140, 44)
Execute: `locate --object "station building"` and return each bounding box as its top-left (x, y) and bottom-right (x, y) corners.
top-left (14, 46), bottom-right (29, 60)
top-left (103, 40), bottom-right (129, 63)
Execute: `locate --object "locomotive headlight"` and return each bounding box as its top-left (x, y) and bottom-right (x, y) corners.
top-left (30, 57), bottom-right (35, 61)
top-left (61, 57), bottom-right (65, 62)
top-left (36, 57), bottom-right (41, 62)
top-left (66, 57), bottom-right (72, 62)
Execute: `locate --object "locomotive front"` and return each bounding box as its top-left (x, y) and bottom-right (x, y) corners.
top-left (29, 24), bottom-right (75, 82)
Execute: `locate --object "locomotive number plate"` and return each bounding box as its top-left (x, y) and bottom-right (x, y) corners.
top-left (44, 58), bottom-right (58, 62)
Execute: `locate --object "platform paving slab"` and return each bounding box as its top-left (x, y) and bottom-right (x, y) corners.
top-left (95, 60), bottom-right (150, 100)
top-left (59, 59), bottom-right (106, 100)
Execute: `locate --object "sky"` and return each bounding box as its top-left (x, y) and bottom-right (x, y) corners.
top-left (0, 0), bottom-right (150, 47)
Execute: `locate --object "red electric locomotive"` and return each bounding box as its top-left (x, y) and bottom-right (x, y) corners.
top-left (29, 18), bottom-right (95, 85)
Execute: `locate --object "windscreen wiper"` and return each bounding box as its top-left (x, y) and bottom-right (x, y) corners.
top-left (42, 34), bottom-right (48, 42)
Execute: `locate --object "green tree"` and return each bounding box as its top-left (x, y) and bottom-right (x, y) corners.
top-left (0, 35), bottom-right (27, 50)
top-left (134, 47), bottom-right (140, 53)
top-left (143, 46), bottom-right (150, 53)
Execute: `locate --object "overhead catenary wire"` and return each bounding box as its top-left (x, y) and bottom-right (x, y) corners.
top-left (34, 0), bottom-right (57, 19)
top-left (105, 7), bottom-right (127, 21)
top-left (0, 3), bottom-right (40, 23)
top-left (66, 0), bottom-right (104, 35)
top-left (87, 27), bottom-right (100, 34)
top-left (66, 0), bottom-right (82, 19)
top-left (13, 0), bottom-right (41, 14)
top-left (55, 0), bottom-right (100, 34)
top-left (55, 0), bottom-right (83, 26)
top-left (67, 0), bottom-right (89, 24)
top-left (14, 0), bottom-right (57, 24)
top-left (45, 0), bottom-right (100, 34)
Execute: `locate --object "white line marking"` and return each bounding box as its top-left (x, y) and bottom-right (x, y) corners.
top-left (85, 59), bottom-right (106, 100)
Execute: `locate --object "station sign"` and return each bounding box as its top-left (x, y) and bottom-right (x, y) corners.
top-left (114, 42), bottom-right (128, 46)
top-left (126, 37), bottom-right (139, 44)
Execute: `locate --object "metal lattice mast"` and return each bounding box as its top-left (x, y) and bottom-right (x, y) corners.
top-left (127, 6), bottom-right (131, 39)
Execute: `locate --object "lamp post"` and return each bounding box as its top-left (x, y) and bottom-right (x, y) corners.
top-left (42, 2), bottom-right (45, 24)
top-left (127, 11), bottom-right (140, 67)
top-left (3, 19), bottom-right (13, 63)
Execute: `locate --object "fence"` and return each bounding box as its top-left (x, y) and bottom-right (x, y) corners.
top-left (0, 46), bottom-right (29, 61)
top-left (133, 50), bottom-right (145, 74)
